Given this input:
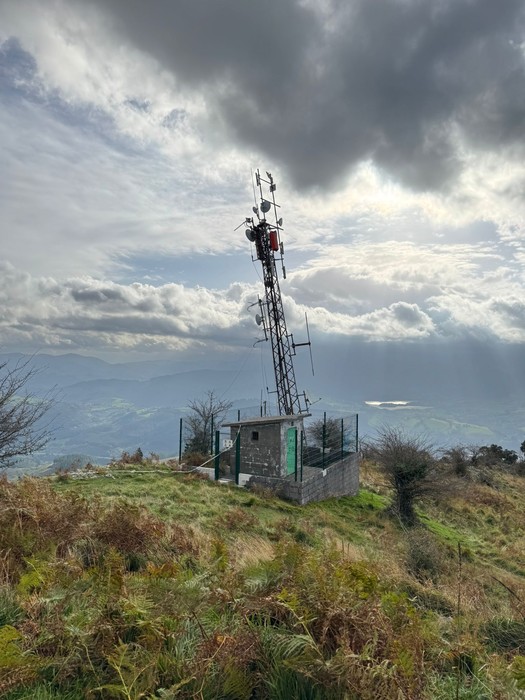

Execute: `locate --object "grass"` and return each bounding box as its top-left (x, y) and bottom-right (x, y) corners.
top-left (1, 461), bottom-right (525, 698)
top-left (51, 463), bottom-right (525, 599)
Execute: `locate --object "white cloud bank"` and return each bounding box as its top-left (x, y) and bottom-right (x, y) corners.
top-left (1, 0), bottom-right (525, 358)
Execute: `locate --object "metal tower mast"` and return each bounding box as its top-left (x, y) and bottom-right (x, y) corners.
top-left (242, 170), bottom-right (310, 416)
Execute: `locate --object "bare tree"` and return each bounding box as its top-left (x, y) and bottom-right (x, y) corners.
top-left (184, 391), bottom-right (232, 456)
top-left (367, 426), bottom-right (440, 525)
top-left (0, 360), bottom-right (53, 466)
top-left (307, 416), bottom-right (342, 451)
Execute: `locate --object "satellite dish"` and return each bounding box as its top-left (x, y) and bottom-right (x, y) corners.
top-left (277, 218), bottom-right (283, 226)
top-left (245, 229), bottom-right (256, 242)
top-left (255, 314), bottom-right (263, 326)
top-left (260, 200), bottom-right (271, 214)
top-left (252, 206), bottom-right (258, 215)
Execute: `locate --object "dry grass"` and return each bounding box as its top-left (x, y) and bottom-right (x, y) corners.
top-left (326, 535), bottom-right (365, 563)
top-left (229, 535), bottom-right (275, 569)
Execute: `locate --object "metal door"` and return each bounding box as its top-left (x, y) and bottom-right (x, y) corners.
top-left (286, 427), bottom-right (297, 476)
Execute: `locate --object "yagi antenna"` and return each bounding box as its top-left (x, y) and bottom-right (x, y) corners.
top-left (305, 312), bottom-right (315, 376)
top-left (291, 312), bottom-right (315, 376)
top-left (251, 169), bottom-right (258, 207)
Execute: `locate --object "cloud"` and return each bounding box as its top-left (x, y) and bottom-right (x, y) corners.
top-left (2, 0), bottom-right (525, 360)
top-left (282, 238), bottom-right (525, 341)
top-left (0, 262), bottom-right (263, 354)
top-left (298, 300), bottom-right (436, 341)
top-left (2, 233), bottom-right (525, 359)
top-left (0, 40), bottom-right (250, 278)
top-left (0, 260), bottom-right (437, 352)
top-left (78, 0), bottom-right (525, 192)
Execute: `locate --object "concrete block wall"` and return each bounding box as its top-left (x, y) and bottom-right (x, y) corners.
top-left (248, 452), bottom-right (360, 505)
top-left (229, 423), bottom-right (282, 477)
top-left (196, 466), bottom-right (215, 480)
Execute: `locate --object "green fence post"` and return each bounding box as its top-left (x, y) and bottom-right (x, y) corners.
top-left (237, 409), bottom-right (241, 421)
top-left (355, 413), bottom-right (359, 453)
top-left (300, 430), bottom-right (304, 482)
top-left (294, 428), bottom-right (298, 482)
top-left (214, 430), bottom-right (220, 481)
top-left (210, 414), bottom-right (214, 455)
top-left (322, 411), bottom-right (326, 469)
top-left (235, 430), bottom-right (241, 485)
top-left (341, 418), bottom-right (344, 462)
top-left (179, 417), bottom-right (183, 463)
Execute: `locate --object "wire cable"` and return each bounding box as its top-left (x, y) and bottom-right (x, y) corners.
top-left (218, 344), bottom-right (255, 402)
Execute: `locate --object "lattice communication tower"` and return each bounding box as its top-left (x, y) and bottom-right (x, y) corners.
top-left (242, 170), bottom-right (311, 416)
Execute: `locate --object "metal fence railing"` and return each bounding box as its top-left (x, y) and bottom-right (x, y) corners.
top-left (302, 413), bottom-right (358, 471)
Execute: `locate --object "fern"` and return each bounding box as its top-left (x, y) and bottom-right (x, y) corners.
top-left (17, 557), bottom-right (50, 596)
top-left (95, 641), bottom-right (156, 700)
top-left (221, 662), bottom-right (255, 700)
top-left (272, 632), bottom-right (321, 662)
top-left (512, 655), bottom-right (525, 689)
top-left (0, 625), bottom-right (38, 696)
top-left (0, 626), bottom-right (25, 668)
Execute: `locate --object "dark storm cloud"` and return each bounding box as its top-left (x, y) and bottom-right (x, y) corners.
top-left (89, 0), bottom-right (525, 191)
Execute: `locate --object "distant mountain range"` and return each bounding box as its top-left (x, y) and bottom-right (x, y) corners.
top-left (2, 338), bottom-right (524, 470)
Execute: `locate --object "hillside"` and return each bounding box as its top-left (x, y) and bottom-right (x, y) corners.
top-left (4, 346), bottom-right (525, 468)
top-left (2, 463), bottom-right (525, 698)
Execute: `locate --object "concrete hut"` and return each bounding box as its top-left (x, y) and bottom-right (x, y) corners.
top-left (221, 413), bottom-right (360, 505)
top-left (222, 414), bottom-right (305, 486)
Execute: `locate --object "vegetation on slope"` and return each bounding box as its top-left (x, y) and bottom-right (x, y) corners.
top-left (1, 458), bottom-right (525, 698)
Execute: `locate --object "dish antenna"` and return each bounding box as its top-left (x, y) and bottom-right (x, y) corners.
top-left (245, 228), bottom-right (256, 242)
top-left (255, 313), bottom-right (263, 326)
top-left (260, 200), bottom-right (271, 214)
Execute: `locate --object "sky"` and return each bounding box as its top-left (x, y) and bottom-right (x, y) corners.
top-left (2, 0), bottom-right (525, 367)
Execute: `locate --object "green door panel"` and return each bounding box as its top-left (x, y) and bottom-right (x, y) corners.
top-left (286, 427), bottom-right (297, 475)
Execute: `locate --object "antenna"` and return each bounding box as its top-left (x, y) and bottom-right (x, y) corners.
top-left (306, 313), bottom-right (315, 376)
top-left (251, 169), bottom-right (258, 208)
top-left (292, 312), bottom-right (315, 376)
